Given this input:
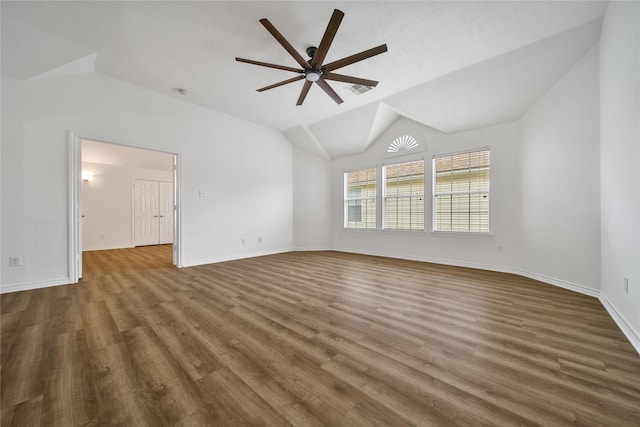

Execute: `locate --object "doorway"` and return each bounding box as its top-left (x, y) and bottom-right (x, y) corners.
top-left (68, 133), bottom-right (181, 282)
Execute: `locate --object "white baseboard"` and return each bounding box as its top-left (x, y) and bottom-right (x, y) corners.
top-left (516, 269), bottom-right (600, 298)
top-left (336, 247), bottom-right (601, 298)
top-left (293, 245), bottom-right (332, 252)
top-left (599, 293), bottom-right (640, 355)
top-left (181, 248), bottom-right (292, 268)
top-left (83, 244), bottom-right (135, 252)
top-left (0, 277), bottom-right (73, 294)
top-left (336, 247), bottom-right (516, 274)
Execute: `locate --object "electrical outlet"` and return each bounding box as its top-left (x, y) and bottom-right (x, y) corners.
top-left (496, 245), bottom-right (503, 254)
top-left (624, 277), bottom-right (629, 293)
top-left (241, 238), bottom-right (246, 245)
top-left (9, 256), bottom-right (21, 267)
top-left (258, 236), bottom-right (262, 243)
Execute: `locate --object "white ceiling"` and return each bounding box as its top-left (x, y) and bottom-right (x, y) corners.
top-left (2, 1), bottom-right (606, 159)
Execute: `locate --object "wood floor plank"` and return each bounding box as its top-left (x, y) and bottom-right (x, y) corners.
top-left (0, 290), bottom-right (32, 315)
top-left (2, 246), bottom-right (640, 426)
top-left (0, 311), bottom-right (23, 365)
top-left (103, 291), bottom-right (143, 333)
top-left (195, 367), bottom-right (290, 426)
top-left (91, 342), bottom-right (158, 425)
top-left (80, 300), bottom-right (123, 351)
top-left (4, 394), bottom-right (44, 427)
top-left (43, 330), bottom-right (97, 426)
top-left (143, 303), bottom-right (224, 381)
top-left (317, 332), bottom-right (537, 426)
top-left (1, 323), bottom-right (48, 408)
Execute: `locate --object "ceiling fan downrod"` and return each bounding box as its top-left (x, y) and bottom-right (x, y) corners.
top-left (305, 47), bottom-right (322, 82)
top-left (305, 70), bottom-right (322, 82)
top-left (306, 46), bottom-right (318, 60)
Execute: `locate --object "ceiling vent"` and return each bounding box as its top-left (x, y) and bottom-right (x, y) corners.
top-left (347, 84), bottom-right (374, 95)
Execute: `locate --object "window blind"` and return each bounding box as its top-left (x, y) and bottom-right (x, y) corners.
top-left (344, 168), bottom-right (376, 228)
top-left (433, 149), bottom-right (490, 232)
top-left (383, 160), bottom-right (425, 230)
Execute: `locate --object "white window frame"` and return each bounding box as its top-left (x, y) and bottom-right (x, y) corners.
top-left (344, 168), bottom-right (377, 229)
top-left (382, 159), bottom-right (425, 231)
top-left (432, 147), bottom-right (490, 234)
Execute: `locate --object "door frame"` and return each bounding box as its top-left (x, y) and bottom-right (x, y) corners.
top-left (68, 132), bottom-right (183, 283)
top-left (68, 132), bottom-right (83, 282)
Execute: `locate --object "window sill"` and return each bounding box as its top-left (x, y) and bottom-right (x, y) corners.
top-left (342, 228), bottom-right (427, 235)
top-left (430, 230), bottom-right (492, 238)
top-left (381, 228), bottom-right (427, 235)
top-left (343, 227), bottom-right (377, 231)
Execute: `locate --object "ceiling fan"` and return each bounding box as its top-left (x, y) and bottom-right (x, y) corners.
top-left (236, 9), bottom-right (388, 106)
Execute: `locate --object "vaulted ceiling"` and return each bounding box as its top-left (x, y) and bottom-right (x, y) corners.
top-left (1, 1), bottom-right (606, 159)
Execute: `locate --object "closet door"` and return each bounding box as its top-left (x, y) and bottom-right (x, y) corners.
top-left (133, 180), bottom-right (159, 246)
top-left (158, 181), bottom-right (174, 244)
top-left (134, 179), bottom-right (173, 246)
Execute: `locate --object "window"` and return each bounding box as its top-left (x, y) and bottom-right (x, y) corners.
top-left (433, 149), bottom-right (490, 233)
top-left (344, 168), bottom-right (376, 228)
top-left (383, 160), bottom-right (425, 230)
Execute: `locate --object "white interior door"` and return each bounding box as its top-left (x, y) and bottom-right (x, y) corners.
top-left (134, 179), bottom-right (173, 246)
top-left (158, 181), bottom-right (174, 244)
top-left (134, 179), bottom-right (159, 246)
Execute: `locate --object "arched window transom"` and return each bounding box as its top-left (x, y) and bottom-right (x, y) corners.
top-left (387, 135), bottom-right (419, 153)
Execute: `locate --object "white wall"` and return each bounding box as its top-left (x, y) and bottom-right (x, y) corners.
top-left (292, 146), bottom-right (332, 250)
top-left (519, 47), bottom-right (601, 294)
top-left (1, 72), bottom-right (293, 292)
top-left (82, 161), bottom-right (173, 251)
top-left (331, 118), bottom-right (521, 272)
top-left (599, 1), bottom-right (640, 348)
top-left (329, 44), bottom-right (603, 299)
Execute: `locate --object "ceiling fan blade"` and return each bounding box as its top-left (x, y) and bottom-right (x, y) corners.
top-left (236, 57), bottom-right (304, 74)
top-left (323, 73), bottom-right (379, 87)
top-left (296, 80), bottom-right (313, 105)
top-left (316, 78), bottom-right (343, 104)
top-left (257, 75), bottom-right (305, 92)
top-left (311, 9), bottom-right (344, 68)
top-left (323, 44), bottom-right (388, 72)
top-left (259, 18), bottom-right (309, 69)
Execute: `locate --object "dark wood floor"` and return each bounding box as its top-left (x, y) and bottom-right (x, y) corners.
top-left (2, 246), bottom-right (639, 426)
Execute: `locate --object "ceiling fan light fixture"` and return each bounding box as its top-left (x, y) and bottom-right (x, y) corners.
top-left (305, 71), bottom-right (321, 82)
